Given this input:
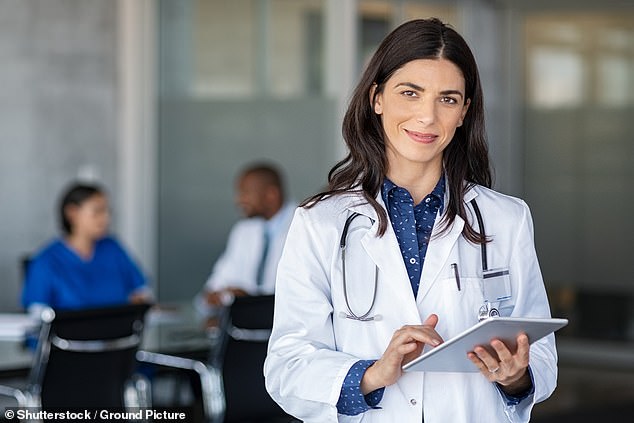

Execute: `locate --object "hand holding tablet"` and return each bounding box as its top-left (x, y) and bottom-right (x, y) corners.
top-left (402, 317), bottom-right (568, 373)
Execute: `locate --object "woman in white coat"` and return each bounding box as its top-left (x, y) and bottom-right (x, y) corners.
top-left (264, 18), bottom-right (557, 423)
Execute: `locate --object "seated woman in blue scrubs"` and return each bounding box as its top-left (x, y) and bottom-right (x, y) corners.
top-left (22, 183), bottom-right (151, 312)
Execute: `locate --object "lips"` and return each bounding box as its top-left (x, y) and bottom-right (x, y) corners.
top-left (405, 129), bottom-right (438, 144)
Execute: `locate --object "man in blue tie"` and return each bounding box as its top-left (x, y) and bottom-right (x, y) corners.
top-left (198, 163), bottom-right (296, 308)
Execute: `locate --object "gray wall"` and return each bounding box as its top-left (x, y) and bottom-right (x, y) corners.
top-left (0, 0), bottom-right (119, 311)
top-left (525, 107), bottom-right (634, 292)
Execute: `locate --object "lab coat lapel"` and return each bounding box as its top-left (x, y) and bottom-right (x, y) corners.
top-left (347, 197), bottom-right (421, 323)
top-left (416, 187), bottom-right (478, 303)
top-left (416, 214), bottom-right (464, 303)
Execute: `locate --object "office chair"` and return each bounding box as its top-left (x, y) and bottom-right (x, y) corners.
top-left (136, 350), bottom-right (224, 423)
top-left (0, 303), bottom-right (152, 410)
top-left (214, 295), bottom-right (292, 423)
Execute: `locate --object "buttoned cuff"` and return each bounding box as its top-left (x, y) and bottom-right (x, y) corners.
top-left (495, 365), bottom-right (535, 406)
top-left (336, 360), bottom-right (385, 415)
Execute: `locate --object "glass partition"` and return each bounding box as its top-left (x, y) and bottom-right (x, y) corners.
top-left (524, 12), bottom-right (634, 341)
top-left (157, 0), bottom-right (334, 301)
top-left (357, 0), bottom-right (458, 70)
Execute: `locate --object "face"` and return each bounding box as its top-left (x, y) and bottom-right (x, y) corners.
top-left (372, 58), bottom-right (470, 176)
top-left (66, 193), bottom-right (110, 240)
top-left (236, 173), bottom-right (270, 218)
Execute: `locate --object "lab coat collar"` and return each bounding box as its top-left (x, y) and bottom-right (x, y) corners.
top-left (344, 181), bottom-right (479, 226)
top-left (344, 177), bottom-right (479, 217)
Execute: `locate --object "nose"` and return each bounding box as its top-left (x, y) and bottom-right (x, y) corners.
top-left (415, 99), bottom-right (436, 126)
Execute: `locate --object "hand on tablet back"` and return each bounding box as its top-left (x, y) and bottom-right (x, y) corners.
top-left (467, 333), bottom-right (532, 395)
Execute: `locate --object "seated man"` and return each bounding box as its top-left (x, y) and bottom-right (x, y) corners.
top-left (198, 163), bottom-right (295, 310)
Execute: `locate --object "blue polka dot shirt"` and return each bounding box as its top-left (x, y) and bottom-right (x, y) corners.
top-left (336, 176), bottom-right (445, 416)
top-left (336, 360), bottom-right (384, 415)
top-left (382, 176), bottom-right (445, 297)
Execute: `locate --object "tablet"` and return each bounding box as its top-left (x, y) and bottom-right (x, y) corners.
top-left (402, 317), bottom-right (568, 373)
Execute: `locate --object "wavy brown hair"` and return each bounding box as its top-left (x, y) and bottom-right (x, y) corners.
top-left (302, 18), bottom-right (492, 244)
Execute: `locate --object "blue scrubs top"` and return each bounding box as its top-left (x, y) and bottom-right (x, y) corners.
top-left (22, 236), bottom-right (146, 311)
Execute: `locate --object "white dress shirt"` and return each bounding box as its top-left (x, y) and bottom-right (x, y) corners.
top-left (204, 202), bottom-right (296, 296)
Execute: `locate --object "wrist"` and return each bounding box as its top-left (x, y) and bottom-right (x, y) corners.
top-left (499, 369), bottom-right (531, 396)
top-left (360, 363), bottom-right (384, 395)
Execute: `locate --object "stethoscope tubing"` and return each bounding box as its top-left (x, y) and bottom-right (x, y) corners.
top-left (340, 212), bottom-right (379, 321)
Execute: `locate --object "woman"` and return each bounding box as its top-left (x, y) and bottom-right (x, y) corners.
top-left (22, 183), bottom-right (151, 311)
top-left (264, 18), bottom-right (557, 422)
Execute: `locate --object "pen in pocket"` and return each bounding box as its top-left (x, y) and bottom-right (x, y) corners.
top-left (451, 263), bottom-right (461, 291)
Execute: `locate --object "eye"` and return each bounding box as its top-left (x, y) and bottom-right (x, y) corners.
top-left (401, 90), bottom-right (417, 98)
top-left (440, 96), bottom-right (459, 104)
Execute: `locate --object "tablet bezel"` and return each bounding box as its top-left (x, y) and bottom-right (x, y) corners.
top-left (402, 317), bottom-right (568, 373)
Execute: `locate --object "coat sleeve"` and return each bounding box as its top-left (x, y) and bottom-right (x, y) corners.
top-left (503, 200), bottom-right (558, 422)
top-left (264, 207), bottom-right (359, 422)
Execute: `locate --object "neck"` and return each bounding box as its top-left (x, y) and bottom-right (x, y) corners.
top-left (386, 162), bottom-right (442, 205)
top-left (263, 202), bottom-right (284, 221)
top-left (65, 233), bottom-right (95, 259)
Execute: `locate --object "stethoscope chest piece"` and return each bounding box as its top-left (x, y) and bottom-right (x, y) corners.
top-left (478, 303), bottom-right (500, 321)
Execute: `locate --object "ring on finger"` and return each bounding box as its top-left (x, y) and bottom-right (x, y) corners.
top-left (488, 367), bottom-right (500, 373)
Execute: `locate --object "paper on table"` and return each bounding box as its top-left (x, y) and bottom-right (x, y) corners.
top-left (0, 313), bottom-right (39, 341)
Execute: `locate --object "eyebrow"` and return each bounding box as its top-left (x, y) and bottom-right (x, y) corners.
top-left (395, 82), bottom-right (464, 99)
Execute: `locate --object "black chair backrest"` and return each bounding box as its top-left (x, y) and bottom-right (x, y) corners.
top-left (36, 303), bottom-right (151, 409)
top-left (221, 295), bottom-right (288, 422)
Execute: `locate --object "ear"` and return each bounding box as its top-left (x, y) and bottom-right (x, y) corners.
top-left (64, 204), bottom-right (79, 226)
top-left (458, 98), bottom-right (471, 127)
top-left (369, 83), bottom-right (383, 115)
top-left (65, 204), bottom-right (77, 217)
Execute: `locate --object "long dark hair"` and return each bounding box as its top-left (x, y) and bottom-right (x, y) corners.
top-left (59, 183), bottom-right (105, 235)
top-left (302, 18), bottom-right (491, 243)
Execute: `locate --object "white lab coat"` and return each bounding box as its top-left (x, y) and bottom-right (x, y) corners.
top-left (264, 185), bottom-right (557, 423)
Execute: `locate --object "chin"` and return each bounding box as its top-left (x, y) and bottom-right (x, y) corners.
top-left (94, 230), bottom-right (109, 240)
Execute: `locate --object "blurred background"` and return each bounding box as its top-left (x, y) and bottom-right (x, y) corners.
top-left (0, 0), bottom-right (632, 421)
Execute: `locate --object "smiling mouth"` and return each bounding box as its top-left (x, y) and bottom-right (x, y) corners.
top-left (405, 129), bottom-right (438, 144)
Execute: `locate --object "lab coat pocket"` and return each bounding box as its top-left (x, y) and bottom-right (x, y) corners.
top-left (435, 276), bottom-right (484, 336)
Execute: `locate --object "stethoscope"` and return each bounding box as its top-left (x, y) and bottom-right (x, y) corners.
top-left (338, 200), bottom-right (495, 322)
top-left (339, 212), bottom-right (381, 321)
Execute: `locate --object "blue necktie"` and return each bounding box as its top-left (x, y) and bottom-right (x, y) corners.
top-left (256, 227), bottom-right (270, 288)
